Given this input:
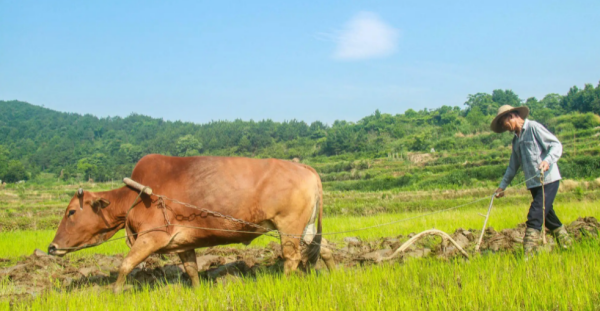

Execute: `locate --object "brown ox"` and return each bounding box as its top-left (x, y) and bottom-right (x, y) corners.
top-left (48, 154), bottom-right (334, 293)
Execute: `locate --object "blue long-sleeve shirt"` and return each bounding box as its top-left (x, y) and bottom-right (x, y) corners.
top-left (499, 119), bottom-right (563, 190)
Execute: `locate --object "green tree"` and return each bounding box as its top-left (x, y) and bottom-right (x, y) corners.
top-left (558, 84), bottom-right (600, 114)
top-left (404, 109), bottom-right (418, 118)
top-left (4, 160), bottom-right (28, 183)
top-left (525, 97), bottom-right (542, 111)
top-left (0, 145), bottom-right (8, 180)
top-left (525, 97), bottom-right (553, 123)
top-left (540, 93), bottom-right (563, 111)
top-left (466, 106), bottom-right (485, 126)
top-left (77, 158), bottom-right (97, 180)
top-left (238, 135), bottom-right (252, 153)
top-left (410, 133), bottom-right (430, 151)
top-left (492, 89), bottom-right (521, 107)
top-left (119, 143), bottom-right (143, 163)
top-left (176, 135), bottom-right (202, 156)
top-left (464, 93), bottom-right (496, 116)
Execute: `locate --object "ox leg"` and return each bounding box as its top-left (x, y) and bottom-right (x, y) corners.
top-left (281, 236), bottom-right (302, 275)
top-left (114, 234), bottom-right (167, 294)
top-left (178, 249), bottom-right (200, 288)
top-left (320, 245), bottom-right (336, 271)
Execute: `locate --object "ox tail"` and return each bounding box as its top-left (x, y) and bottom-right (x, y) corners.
top-left (305, 183), bottom-right (323, 268)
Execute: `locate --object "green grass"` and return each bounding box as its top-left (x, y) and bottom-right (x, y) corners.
top-left (0, 230), bottom-right (130, 262)
top-left (5, 238), bottom-right (600, 310)
top-left (1, 179), bottom-right (599, 310)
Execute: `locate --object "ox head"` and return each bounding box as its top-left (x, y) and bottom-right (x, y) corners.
top-left (48, 188), bottom-right (113, 256)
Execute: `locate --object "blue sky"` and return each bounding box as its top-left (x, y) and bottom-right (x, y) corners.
top-left (1, 0), bottom-right (599, 125)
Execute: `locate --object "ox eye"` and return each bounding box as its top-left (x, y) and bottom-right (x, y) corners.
top-left (68, 210), bottom-right (76, 216)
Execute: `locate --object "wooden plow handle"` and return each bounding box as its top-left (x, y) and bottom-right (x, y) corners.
top-left (123, 178), bottom-right (153, 195)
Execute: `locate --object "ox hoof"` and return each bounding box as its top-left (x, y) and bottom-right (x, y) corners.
top-left (113, 284), bottom-right (133, 294)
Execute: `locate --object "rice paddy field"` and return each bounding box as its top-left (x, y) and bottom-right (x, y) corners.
top-left (0, 179), bottom-right (599, 310)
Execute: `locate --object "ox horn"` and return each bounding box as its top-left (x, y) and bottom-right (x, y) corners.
top-left (77, 187), bottom-right (84, 210)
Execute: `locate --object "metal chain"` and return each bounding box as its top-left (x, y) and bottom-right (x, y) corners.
top-left (156, 195), bottom-right (279, 234)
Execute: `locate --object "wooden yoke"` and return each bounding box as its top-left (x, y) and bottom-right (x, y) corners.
top-left (123, 178), bottom-right (153, 195)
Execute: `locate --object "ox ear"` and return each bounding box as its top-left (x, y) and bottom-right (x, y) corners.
top-left (91, 198), bottom-right (111, 209)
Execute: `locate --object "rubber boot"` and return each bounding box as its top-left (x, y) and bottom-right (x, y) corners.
top-left (552, 226), bottom-right (573, 249)
top-left (523, 228), bottom-right (541, 260)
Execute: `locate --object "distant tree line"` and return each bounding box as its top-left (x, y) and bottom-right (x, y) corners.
top-left (0, 81), bottom-right (599, 183)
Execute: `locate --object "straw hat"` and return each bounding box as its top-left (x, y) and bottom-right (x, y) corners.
top-left (490, 105), bottom-right (529, 133)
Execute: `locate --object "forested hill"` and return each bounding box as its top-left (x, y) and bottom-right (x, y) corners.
top-left (1, 82), bottom-right (599, 184)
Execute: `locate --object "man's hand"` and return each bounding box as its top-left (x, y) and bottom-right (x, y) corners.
top-left (539, 160), bottom-right (550, 172)
top-left (495, 187), bottom-right (505, 198)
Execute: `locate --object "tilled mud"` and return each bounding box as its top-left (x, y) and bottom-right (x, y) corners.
top-left (1, 217), bottom-right (598, 303)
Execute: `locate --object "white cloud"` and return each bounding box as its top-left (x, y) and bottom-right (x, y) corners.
top-left (333, 12), bottom-right (399, 61)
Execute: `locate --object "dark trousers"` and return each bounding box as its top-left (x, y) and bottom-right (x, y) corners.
top-left (527, 180), bottom-right (562, 231)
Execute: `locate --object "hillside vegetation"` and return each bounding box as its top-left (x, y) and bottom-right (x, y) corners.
top-left (1, 82), bottom-right (599, 191)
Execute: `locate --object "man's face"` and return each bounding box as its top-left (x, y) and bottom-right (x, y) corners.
top-left (500, 113), bottom-right (518, 132)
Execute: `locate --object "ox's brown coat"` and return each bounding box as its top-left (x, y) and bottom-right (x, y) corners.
top-left (49, 155), bottom-right (333, 292)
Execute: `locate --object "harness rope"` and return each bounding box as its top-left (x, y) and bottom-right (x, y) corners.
top-left (55, 173), bottom-right (543, 252)
top-left (124, 187), bottom-right (149, 247)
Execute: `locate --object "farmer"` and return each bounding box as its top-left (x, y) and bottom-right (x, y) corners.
top-left (491, 105), bottom-right (572, 256)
